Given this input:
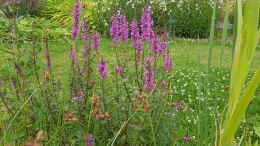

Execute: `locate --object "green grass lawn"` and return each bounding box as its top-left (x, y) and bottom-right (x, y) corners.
top-left (45, 38), bottom-right (260, 73)
top-left (1, 38), bottom-right (259, 75)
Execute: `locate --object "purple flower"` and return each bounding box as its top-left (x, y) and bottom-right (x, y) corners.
top-left (96, 115), bottom-right (101, 120)
top-left (92, 33), bottom-right (100, 50)
top-left (82, 19), bottom-right (89, 41)
top-left (150, 37), bottom-right (164, 56)
top-left (132, 39), bottom-right (143, 54)
top-left (176, 103), bottom-right (184, 111)
top-left (144, 57), bottom-right (154, 70)
top-left (82, 20), bottom-right (89, 53)
top-left (131, 18), bottom-right (140, 40)
top-left (121, 15), bottom-right (129, 43)
top-left (164, 55), bottom-right (173, 71)
top-left (87, 134), bottom-right (93, 146)
top-left (144, 69), bottom-right (155, 92)
top-left (71, 0), bottom-right (81, 39)
top-left (73, 89), bottom-right (84, 101)
top-left (115, 65), bottom-right (123, 76)
top-left (141, 7), bottom-right (154, 41)
top-left (110, 14), bottom-right (119, 40)
top-left (160, 42), bottom-right (168, 52)
top-left (69, 50), bottom-right (78, 64)
top-left (97, 59), bottom-right (108, 79)
top-left (183, 136), bottom-right (191, 142)
top-left (110, 13), bottom-right (128, 44)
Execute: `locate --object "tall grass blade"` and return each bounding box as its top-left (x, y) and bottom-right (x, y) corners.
top-left (232, 1), bottom-right (238, 60)
top-left (208, 0), bottom-right (217, 72)
top-left (220, 0), bottom-right (230, 66)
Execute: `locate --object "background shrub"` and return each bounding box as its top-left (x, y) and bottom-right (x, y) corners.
top-left (42, 0), bottom-right (224, 38)
top-left (0, 0), bottom-right (44, 18)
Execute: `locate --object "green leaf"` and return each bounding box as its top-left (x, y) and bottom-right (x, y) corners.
top-left (208, 0), bottom-right (217, 71)
top-left (254, 126), bottom-right (260, 137)
top-left (222, 68), bottom-right (260, 145)
top-left (220, 0), bottom-right (230, 66)
top-left (219, 0), bottom-right (260, 145)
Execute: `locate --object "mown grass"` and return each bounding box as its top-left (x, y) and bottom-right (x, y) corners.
top-left (47, 38), bottom-right (260, 71)
top-left (1, 38), bottom-right (259, 74)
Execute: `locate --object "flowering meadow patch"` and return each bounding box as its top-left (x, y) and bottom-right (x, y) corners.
top-left (0, 0), bottom-right (259, 146)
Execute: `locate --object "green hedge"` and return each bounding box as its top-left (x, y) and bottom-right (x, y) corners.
top-left (43, 0), bottom-right (223, 38)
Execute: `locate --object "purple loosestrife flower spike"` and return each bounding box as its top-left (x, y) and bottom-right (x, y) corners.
top-left (69, 50), bottom-right (78, 64)
top-left (82, 20), bottom-right (89, 53)
top-left (160, 42), bottom-right (168, 52)
top-left (131, 18), bottom-right (139, 40)
top-left (141, 7), bottom-right (154, 41)
top-left (97, 59), bottom-right (108, 79)
top-left (71, 0), bottom-right (81, 40)
top-left (87, 134), bottom-right (93, 146)
top-left (151, 37), bottom-right (164, 56)
top-left (144, 69), bottom-right (155, 92)
top-left (110, 14), bottom-right (119, 40)
top-left (133, 39), bottom-right (143, 55)
top-left (121, 15), bottom-right (129, 43)
top-left (144, 57), bottom-right (154, 70)
top-left (144, 57), bottom-right (155, 92)
top-left (82, 19), bottom-right (89, 41)
top-left (164, 55), bottom-right (173, 71)
top-left (93, 33), bottom-right (100, 53)
top-left (110, 13), bottom-right (128, 44)
top-left (115, 65), bottom-right (123, 76)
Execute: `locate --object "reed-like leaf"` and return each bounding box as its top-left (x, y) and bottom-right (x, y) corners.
top-left (221, 68), bottom-right (260, 145)
top-left (232, 1), bottom-right (238, 60)
top-left (226, 0), bottom-right (243, 118)
top-left (208, 0), bottom-right (217, 71)
top-left (219, 0), bottom-right (260, 145)
top-left (220, 0), bottom-right (230, 66)
top-left (228, 0), bottom-right (259, 117)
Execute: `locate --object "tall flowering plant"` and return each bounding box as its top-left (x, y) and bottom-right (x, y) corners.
top-left (71, 0), bottom-right (81, 40)
top-left (141, 7), bottom-right (154, 42)
top-left (107, 7), bottom-right (175, 146)
top-left (110, 13), bottom-right (129, 46)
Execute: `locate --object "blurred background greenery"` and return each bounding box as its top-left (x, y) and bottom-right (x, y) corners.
top-left (0, 0), bottom-right (237, 39)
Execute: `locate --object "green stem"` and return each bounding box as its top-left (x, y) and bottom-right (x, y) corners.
top-left (208, 0), bottom-right (217, 72)
top-left (220, 0), bottom-right (230, 66)
top-left (149, 112), bottom-right (157, 146)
